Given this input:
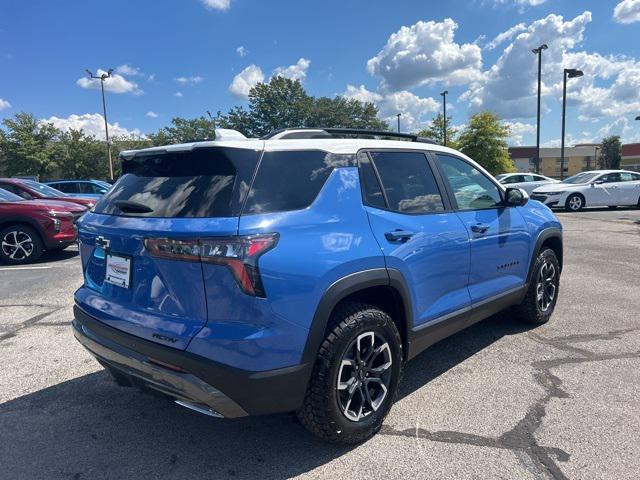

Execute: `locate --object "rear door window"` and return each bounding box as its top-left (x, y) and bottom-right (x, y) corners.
top-left (94, 147), bottom-right (260, 218)
top-left (368, 151), bottom-right (445, 213)
top-left (243, 150), bottom-right (344, 214)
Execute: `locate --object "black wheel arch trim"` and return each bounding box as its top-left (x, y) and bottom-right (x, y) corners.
top-left (301, 268), bottom-right (414, 366)
top-left (526, 227), bottom-right (563, 286)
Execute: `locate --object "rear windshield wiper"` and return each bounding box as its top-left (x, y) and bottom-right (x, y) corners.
top-left (114, 200), bottom-right (153, 214)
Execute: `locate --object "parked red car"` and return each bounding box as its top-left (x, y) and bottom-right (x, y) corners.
top-left (0, 178), bottom-right (97, 208)
top-left (0, 188), bottom-right (87, 264)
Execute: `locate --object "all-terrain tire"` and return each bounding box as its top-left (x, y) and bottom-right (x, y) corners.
top-left (513, 248), bottom-right (560, 324)
top-left (297, 302), bottom-right (403, 444)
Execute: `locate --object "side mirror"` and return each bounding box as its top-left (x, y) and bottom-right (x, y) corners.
top-left (593, 180), bottom-right (604, 185)
top-left (505, 187), bottom-right (529, 207)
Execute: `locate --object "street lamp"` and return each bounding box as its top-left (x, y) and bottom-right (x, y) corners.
top-left (560, 68), bottom-right (583, 180)
top-left (85, 68), bottom-right (114, 180)
top-left (396, 113), bottom-right (401, 133)
top-left (532, 44), bottom-right (547, 174)
top-left (636, 116), bottom-right (640, 121)
top-left (440, 90), bottom-right (448, 146)
top-left (591, 146), bottom-right (599, 171)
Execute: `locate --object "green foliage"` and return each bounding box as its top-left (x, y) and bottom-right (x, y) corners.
top-left (456, 111), bottom-right (515, 175)
top-left (599, 135), bottom-right (622, 169)
top-left (0, 112), bottom-right (61, 178)
top-left (416, 113), bottom-right (458, 148)
top-left (216, 77), bottom-right (388, 137)
top-left (148, 116), bottom-right (217, 146)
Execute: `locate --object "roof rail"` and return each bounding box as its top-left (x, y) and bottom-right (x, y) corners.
top-left (261, 127), bottom-right (438, 145)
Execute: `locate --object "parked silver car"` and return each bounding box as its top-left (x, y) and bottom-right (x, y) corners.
top-left (495, 173), bottom-right (559, 194)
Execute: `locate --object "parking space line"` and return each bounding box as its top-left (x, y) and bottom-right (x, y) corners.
top-left (0, 266), bottom-right (53, 271)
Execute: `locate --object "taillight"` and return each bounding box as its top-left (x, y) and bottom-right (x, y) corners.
top-left (144, 234), bottom-right (278, 297)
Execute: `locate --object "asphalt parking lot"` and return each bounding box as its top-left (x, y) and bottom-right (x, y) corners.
top-left (1, 208), bottom-right (639, 480)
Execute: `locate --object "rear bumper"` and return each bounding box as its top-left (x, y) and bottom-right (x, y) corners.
top-left (73, 305), bottom-right (311, 417)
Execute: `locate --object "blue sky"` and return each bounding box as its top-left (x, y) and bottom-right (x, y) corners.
top-left (1, 0), bottom-right (639, 146)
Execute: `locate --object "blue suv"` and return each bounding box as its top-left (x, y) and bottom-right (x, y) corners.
top-left (72, 128), bottom-right (562, 443)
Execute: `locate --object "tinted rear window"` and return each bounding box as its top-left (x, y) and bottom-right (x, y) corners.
top-left (94, 147), bottom-right (260, 218)
top-left (243, 150), bottom-right (349, 214)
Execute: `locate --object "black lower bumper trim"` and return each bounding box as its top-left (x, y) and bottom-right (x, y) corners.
top-left (73, 305), bottom-right (311, 416)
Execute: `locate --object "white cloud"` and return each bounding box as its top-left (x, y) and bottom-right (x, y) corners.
top-left (366, 18), bottom-right (483, 90)
top-left (229, 64), bottom-right (264, 98)
top-left (463, 12), bottom-right (592, 119)
top-left (175, 75), bottom-right (204, 85)
top-left (42, 113), bottom-right (143, 139)
top-left (200, 0), bottom-right (230, 11)
top-left (77, 68), bottom-right (143, 95)
top-left (614, 0), bottom-right (640, 24)
top-left (484, 23), bottom-right (526, 51)
top-left (272, 58), bottom-right (311, 81)
top-left (505, 121), bottom-right (536, 145)
top-left (343, 84), bottom-right (439, 131)
top-left (115, 64), bottom-right (142, 76)
top-left (174, 91), bottom-right (183, 97)
top-left (0, 98), bottom-right (11, 111)
top-left (146, 111), bottom-right (158, 118)
top-left (148, 73), bottom-right (156, 81)
top-left (236, 46), bottom-right (248, 57)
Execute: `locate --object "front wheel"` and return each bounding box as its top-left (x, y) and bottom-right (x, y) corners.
top-left (297, 302), bottom-right (402, 444)
top-left (565, 193), bottom-right (584, 212)
top-left (0, 225), bottom-right (43, 264)
top-left (513, 248), bottom-right (560, 324)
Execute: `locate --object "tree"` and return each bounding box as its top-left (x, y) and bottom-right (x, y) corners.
top-left (0, 112), bottom-right (61, 178)
top-left (456, 111), bottom-right (514, 175)
top-left (599, 135), bottom-right (622, 170)
top-left (55, 129), bottom-right (108, 179)
top-left (416, 113), bottom-right (457, 147)
top-left (216, 77), bottom-right (388, 137)
top-left (148, 116), bottom-right (217, 146)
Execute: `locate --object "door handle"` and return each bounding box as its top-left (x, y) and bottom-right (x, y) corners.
top-left (470, 223), bottom-right (490, 234)
top-left (385, 230), bottom-right (415, 242)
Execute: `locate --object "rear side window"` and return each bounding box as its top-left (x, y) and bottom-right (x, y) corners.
top-left (94, 147), bottom-right (260, 218)
top-left (368, 151), bottom-right (445, 214)
top-left (243, 150), bottom-right (339, 214)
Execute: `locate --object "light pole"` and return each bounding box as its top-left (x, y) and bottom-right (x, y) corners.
top-left (560, 68), bottom-right (583, 180)
top-left (85, 69), bottom-right (114, 180)
top-left (440, 90), bottom-right (448, 146)
top-left (396, 113), bottom-right (401, 133)
top-left (591, 146), bottom-right (599, 171)
top-left (532, 44), bottom-right (547, 174)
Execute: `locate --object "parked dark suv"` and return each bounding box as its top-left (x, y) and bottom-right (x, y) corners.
top-left (72, 128), bottom-right (563, 443)
top-left (0, 188), bottom-right (86, 263)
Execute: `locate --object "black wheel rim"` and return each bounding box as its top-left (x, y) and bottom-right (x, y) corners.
top-left (1, 230), bottom-right (34, 260)
top-left (536, 260), bottom-right (557, 313)
top-left (336, 331), bottom-right (393, 422)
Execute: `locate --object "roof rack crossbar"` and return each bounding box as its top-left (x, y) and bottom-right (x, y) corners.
top-left (261, 128), bottom-right (437, 144)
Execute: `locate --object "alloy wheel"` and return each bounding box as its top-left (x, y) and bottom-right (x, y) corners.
top-left (1, 230), bottom-right (35, 260)
top-left (569, 195), bottom-right (582, 211)
top-left (337, 331), bottom-right (393, 422)
top-left (536, 261), bottom-right (557, 313)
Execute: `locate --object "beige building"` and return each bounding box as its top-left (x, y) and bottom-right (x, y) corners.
top-left (508, 146), bottom-right (599, 178)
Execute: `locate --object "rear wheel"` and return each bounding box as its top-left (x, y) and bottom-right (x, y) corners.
top-left (0, 225), bottom-right (43, 264)
top-left (565, 193), bottom-right (584, 212)
top-left (297, 302), bottom-right (402, 444)
top-left (514, 248), bottom-right (560, 324)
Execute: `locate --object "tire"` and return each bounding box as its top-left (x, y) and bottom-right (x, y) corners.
top-left (0, 225), bottom-right (44, 264)
top-left (513, 248), bottom-right (560, 325)
top-left (297, 302), bottom-right (403, 444)
top-left (564, 193), bottom-right (585, 212)
top-left (607, 206), bottom-right (617, 210)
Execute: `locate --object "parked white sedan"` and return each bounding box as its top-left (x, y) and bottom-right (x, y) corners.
top-left (531, 170), bottom-right (640, 211)
top-left (495, 172), bottom-right (559, 194)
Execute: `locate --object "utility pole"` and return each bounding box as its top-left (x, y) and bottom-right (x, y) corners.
top-left (440, 90), bottom-right (448, 146)
top-left (396, 113), bottom-right (401, 133)
top-left (560, 68), bottom-right (583, 180)
top-left (532, 44), bottom-right (547, 174)
top-left (86, 69), bottom-right (114, 180)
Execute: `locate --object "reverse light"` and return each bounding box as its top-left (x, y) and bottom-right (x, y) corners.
top-left (144, 234), bottom-right (278, 297)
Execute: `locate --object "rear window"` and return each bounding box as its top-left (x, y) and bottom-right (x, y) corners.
top-left (242, 150), bottom-right (346, 214)
top-left (94, 147), bottom-right (260, 218)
